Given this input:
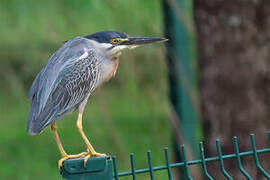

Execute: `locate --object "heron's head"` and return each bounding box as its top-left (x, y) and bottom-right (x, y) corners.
top-left (84, 31), bottom-right (168, 59)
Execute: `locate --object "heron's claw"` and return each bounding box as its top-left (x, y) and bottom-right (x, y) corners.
top-left (58, 152), bottom-right (88, 170)
top-left (58, 156), bottom-right (69, 170)
top-left (83, 151), bottom-right (106, 168)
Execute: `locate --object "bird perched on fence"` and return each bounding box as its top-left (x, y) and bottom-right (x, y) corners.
top-left (27, 30), bottom-right (167, 169)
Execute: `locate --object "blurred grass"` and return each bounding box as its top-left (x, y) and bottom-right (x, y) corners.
top-left (0, 0), bottom-right (172, 179)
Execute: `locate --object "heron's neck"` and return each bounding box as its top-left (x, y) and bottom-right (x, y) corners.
top-left (99, 57), bottom-right (119, 84)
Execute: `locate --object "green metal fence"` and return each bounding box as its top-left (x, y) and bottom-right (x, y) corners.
top-left (62, 132), bottom-right (270, 180)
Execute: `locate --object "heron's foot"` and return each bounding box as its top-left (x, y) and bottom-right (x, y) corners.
top-left (83, 150), bottom-right (106, 167)
top-left (58, 152), bottom-right (88, 169)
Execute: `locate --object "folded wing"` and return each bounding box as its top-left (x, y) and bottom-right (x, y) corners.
top-left (27, 37), bottom-right (101, 135)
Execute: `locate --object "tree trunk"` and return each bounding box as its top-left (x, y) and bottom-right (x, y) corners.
top-left (194, 0), bottom-right (270, 179)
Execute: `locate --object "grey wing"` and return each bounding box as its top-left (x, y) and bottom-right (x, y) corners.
top-left (28, 37), bottom-right (92, 102)
top-left (27, 37), bottom-right (101, 135)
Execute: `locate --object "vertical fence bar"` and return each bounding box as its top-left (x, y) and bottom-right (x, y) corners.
top-left (199, 142), bottom-right (214, 180)
top-left (112, 156), bottom-right (119, 180)
top-left (130, 154), bottom-right (137, 180)
top-left (164, 148), bottom-right (173, 180)
top-left (216, 140), bottom-right (233, 180)
top-left (111, 133), bottom-right (270, 179)
top-left (147, 151), bottom-right (155, 180)
top-left (250, 134), bottom-right (270, 179)
top-left (181, 145), bottom-right (193, 180)
top-left (233, 137), bottom-right (253, 180)
top-left (268, 131), bottom-right (270, 145)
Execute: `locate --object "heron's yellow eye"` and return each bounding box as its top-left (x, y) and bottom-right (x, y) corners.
top-left (111, 38), bottom-right (120, 44)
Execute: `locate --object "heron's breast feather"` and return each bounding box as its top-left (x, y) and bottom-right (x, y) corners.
top-left (101, 58), bottom-right (119, 83)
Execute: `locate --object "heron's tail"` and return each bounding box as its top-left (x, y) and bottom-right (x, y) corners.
top-left (27, 96), bottom-right (57, 135)
top-left (27, 97), bottom-right (44, 135)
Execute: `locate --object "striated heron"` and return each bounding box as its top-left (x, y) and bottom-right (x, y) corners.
top-left (27, 31), bottom-right (167, 169)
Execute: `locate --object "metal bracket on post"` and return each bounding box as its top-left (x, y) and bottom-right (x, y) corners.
top-left (61, 156), bottom-right (113, 180)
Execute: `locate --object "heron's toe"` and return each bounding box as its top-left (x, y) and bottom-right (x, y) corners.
top-left (83, 154), bottom-right (91, 168)
top-left (92, 152), bottom-right (107, 157)
top-left (58, 156), bottom-right (69, 170)
top-left (58, 151), bottom-right (89, 170)
top-left (83, 151), bottom-right (107, 167)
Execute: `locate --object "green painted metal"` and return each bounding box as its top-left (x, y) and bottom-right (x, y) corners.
top-left (199, 142), bottom-right (214, 180)
top-left (112, 157), bottom-right (119, 180)
top-left (216, 140), bottom-right (233, 180)
top-left (164, 0), bottom-right (201, 177)
top-left (147, 151), bottom-right (155, 180)
top-left (130, 154), bottom-right (137, 180)
top-left (112, 132), bottom-right (270, 179)
top-left (233, 137), bottom-right (253, 180)
top-left (250, 134), bottom-right (270, 179)
top-left (181, 145), bottom-right (193, 180)
top-left (61, 156), bottom-right (113, 180)
top-left (61, 132), bottom-right (270, 179)
top-left (164, 147), bottom-right (173, 180)
top-left (163, 0), bottom-right (201, 167)
top-left (269, 133), bottom-right (270, 144)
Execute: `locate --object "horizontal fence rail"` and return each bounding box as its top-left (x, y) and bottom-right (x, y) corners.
top-left (112, 132), bottom-right (270, 180)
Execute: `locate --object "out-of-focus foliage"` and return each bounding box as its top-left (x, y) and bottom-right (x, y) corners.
top-left (0, 0), bottom-right (164, 93)
top-left (0, 0), bottom-right (171, 179)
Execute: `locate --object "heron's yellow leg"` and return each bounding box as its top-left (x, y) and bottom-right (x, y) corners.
top-left (50, 123), bottom-right (88, 169)
top-left (76, 111), bottom-right (106, 167)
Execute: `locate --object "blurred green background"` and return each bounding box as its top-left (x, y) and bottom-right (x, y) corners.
top-left (0, 0), bottom-right (172, 179)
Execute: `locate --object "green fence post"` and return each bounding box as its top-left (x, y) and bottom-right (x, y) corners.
top-left (163, 0), bottom-right (201, 171)
top-left (61, 156), bottom-right (113, 180)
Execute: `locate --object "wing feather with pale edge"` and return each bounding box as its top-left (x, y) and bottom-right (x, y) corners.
top-left (27, 37), bottom-right (101, 135)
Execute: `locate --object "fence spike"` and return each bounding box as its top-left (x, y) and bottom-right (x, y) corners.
top-left (216, 139), bottom-right (233, 180)
top-left (147, 151), bottom-right (155, 180)
top-left (233, 137), bottom-right (253, 180)
top-left (181, 145), bottom-right (193, 180)
top-left (199, 142), bottom-right (214, 180)
top-left (130, 154), bottom-right (137, 180)
top-left (112, 156), bottom-right (119, 180)
top-left (164, 147), bottom-right (173, 180)
top-left (250, 134), bottom-right (270, 179)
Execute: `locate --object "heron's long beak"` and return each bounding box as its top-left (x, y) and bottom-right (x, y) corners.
top-left (121, 37), bottom-right (168, 46)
